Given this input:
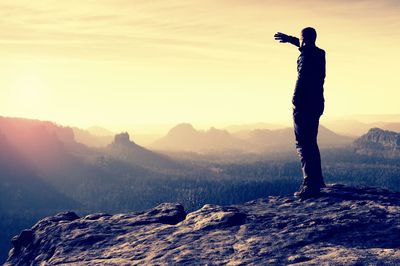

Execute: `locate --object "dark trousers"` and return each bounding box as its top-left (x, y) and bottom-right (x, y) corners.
top-left (293, 111), bottom-right (324, 187)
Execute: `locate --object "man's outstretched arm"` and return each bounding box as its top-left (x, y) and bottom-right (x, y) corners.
top-left (274, 32), bottom-right (300, 47)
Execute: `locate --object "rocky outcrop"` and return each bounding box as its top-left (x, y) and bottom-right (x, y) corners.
top-left (106, 132), bottom-right (181, 172)
top-left (353, 128), bottom-right (400, 157)
top-left (113, 132), bottom-right (134, 146)
top-left (6, 185), bottom-right (400, 265)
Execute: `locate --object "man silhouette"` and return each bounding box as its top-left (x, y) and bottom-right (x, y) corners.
top-left (274, 27), bottom-right (326, 198)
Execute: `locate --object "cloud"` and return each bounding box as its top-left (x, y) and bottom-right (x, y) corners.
top-left (0, 0), bottom-right (398, 63)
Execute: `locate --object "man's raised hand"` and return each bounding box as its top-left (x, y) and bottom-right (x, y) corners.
top-left (274, 32), bottom-right (300, 47)
top-left (274, 32), bottom-right (290, 43)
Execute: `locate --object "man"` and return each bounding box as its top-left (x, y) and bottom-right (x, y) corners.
top-left (274, 27), bottom-right (326, 198)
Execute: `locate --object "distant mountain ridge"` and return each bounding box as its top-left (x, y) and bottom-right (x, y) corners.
top-left (72, 127), bottom-right (113, 147)
top-left (224, 122), bottom-right (285, 132)
top-left (150, 123), bottom-right (247, 152)
top-left (353, 128), bottom-right (400, 158)
top-left (150, 123), bottom-right (353, 153)
top-left (322, 120), bottom-right (400, 137)
top-left (87, 126), bottom-right (114, 136)
top-left (235, 125), bottom-right (352, 151)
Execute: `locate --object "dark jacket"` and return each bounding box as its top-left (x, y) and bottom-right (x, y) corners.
top-left (293, 45), bottom-right (325, 115)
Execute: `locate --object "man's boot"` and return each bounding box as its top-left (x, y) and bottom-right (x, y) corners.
top-left (294, 185), bottom-right (320, 199)
top-left (316, 178), bottom-right (326, 188)
top-left (294, 178), bottom-right (321, 199)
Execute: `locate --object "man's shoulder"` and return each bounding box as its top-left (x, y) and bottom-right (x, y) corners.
top-left (299, 46), bottom-right (325, 55)
top-left (316, 47), bottom-right (325, 55)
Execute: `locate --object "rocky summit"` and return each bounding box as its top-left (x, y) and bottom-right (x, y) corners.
top-left (5, 184), bottom-right (400, 265)
top-left (353, 128), bottom-right (400, 158)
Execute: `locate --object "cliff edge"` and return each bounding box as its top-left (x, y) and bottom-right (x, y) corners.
top-left (6, 184), bottom-right (400, 265)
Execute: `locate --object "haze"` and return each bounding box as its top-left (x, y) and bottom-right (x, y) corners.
top-left (1, 0), bottom-right (399, 133)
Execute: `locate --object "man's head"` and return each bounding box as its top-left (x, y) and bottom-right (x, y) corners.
top-left (300, 27), bottom-right (317, 47)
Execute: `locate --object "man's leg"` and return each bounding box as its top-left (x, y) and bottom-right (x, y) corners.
top-left (293, 111), bottom-right (324, 197)
top-left (310, 131), bottom-right (325, 188)
top-left (306, 117), bottom-right (325, 187)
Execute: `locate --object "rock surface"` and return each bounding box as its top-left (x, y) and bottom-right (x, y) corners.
top-left (6, 184), bottom-right (400, 265)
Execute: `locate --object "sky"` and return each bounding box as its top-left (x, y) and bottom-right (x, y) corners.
top-left (0, 0), bottom-right (399, 132)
